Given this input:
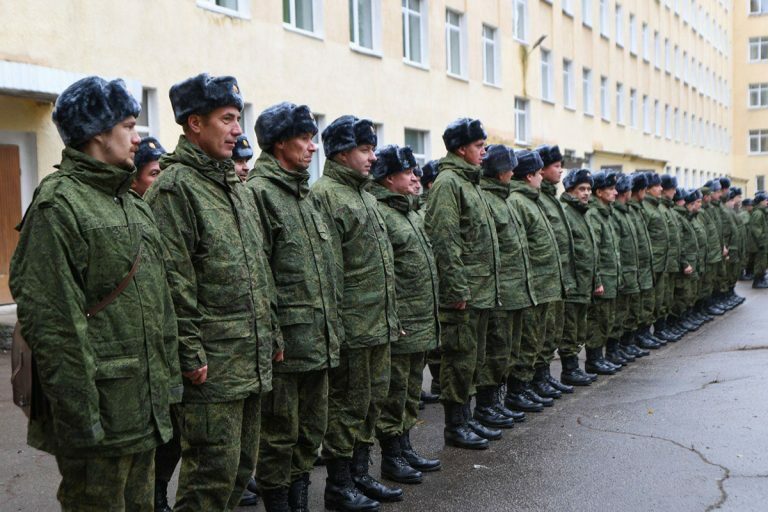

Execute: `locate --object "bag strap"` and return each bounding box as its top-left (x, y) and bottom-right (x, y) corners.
top-left (86, 244), bottom-right (142, 319)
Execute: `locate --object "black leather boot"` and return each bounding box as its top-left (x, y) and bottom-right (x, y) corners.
top-left (351, 445), bottom-right (403, 502)
top-left (585, 347), bottom-right (617, 375)
top-left (621, 332), bottom-right (649, 357)
top-left (493, 386), bottom-right (527, 421)
top-left (521, 381), bottom-right (554, 407)
top-left (532, 366), bottom-right (562, 399)
top-left (262, 487), bottom-right (291, 512)
top-left (289, 474), bottom-right (310, 512)
top-left (474, 386), bottom-right (515, 428)
top-left (465, 402), bottom-right (503, 440)
top-left (605, 340), bottom-right (629, 366)
top-left (325, 458), bottom-right (381, 512)
top-left (400, 430), bottom-right (441, 472)
top-left (428, 363), bottom-right (441, 396)
top-left (560, 355), bottom-right (592, 386)
top-left (443, 402), bottom-right (489, 450)
top-left (380, 436), bottom-right (422, 484)
top-left (505, 377), bottom-right (544, 412)
top-left (154, 480), bottom-right (173, 512)
top-left (705, 298), bottom-right (726, 315)
top-left (543, 365), bottom-right (574, 394)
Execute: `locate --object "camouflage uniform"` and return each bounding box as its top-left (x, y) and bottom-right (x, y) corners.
top-left (711, 199), bottom-right (733, 294)
top-left (700, 200), bottom-right (724, 299)
top-left (609, 200), bottom-right (641, 339)
top-left (643, 195), bottom-right (669, 322)
top-left (741, 209), bottom-right (756, 275)
top-left (145, 136), bottom-right (278, 512)
top-left (627, 199), bottom-right (656, 332)
top-left (10, 147), bottom-right (181, 511)
top-left (749, 204), bottom-right (768, 279)
top-left (674, 205), bottom-right (701, 312)
top-left (585, 199), bottom-right (620, 349)
top-left (246, 152), bottom-right (340, 491)
top-left (660, 197), bottom-right (683, 320)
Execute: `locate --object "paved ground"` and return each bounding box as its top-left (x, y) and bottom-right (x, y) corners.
top-left (2, 283), bottom-right (767, 511)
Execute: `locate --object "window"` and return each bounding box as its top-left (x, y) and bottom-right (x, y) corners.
top-left (629, 88), bottom-right (637, 128)
top-left (582, 0), bottom-right (592, 26)
top-left (482, 24), bottom-right (500, 85)
top-left (583, 67), bottom-right (593, 115)
top-left (445, 9), bottom-right (466, 78)
top-left (563, 0), bottom-right (573, 16)
top-left (514, 0), bottom-right (528, 42)
top-left (674, 108), bottom-right (680, 141)
top-left (197, 0), bottom-right (250, 18)
top-left (284, 0), bottom-right (321, 35)
top-left (616, 83), bottom-right (625, 125)
top-left (642, 95), bottom-right (650, 134)
top-left (674, 45), bottom-right (681, 78)
top-left (600, 0), bottom-right (609, 37)
top-left (665, 104), bottom-right (672, 139)
top-left (308, 113), bottom-right (326, 183)
top-left (654, 31), bottom-right (661, 69)
top-left (749, 83), bottom-right (768, 108)
top-left (402, 0), bottom-right (428, 66)
top-left (750, 130), bottom-right (768, 154)
top-left (683, 112), bottom-right (689, 144)
top-left (664, 38), bottom-right (671, 73)
top-left (629, 14), bottom-right (637, 54)
top-left (515, 98), bottom-right (530, 143)
top-left (404, 129), bottom-right (430, 167)
top-left (349, 0), bottom-right (380, 53)
top-left (135, 88), bottom-right (157, 138)
top-left (655, 100), bottom-right (661, 137)
top-left (750, 0), bottom-right (768, 14)
top-left (600, 76), bottom-right (610, 121)
top-left (642, 23), bottom-right (650, 61)
top-left (615, 4), bottom-right (624, 46)
top-left (541, 49), bottom-right (553, 101)
top-left (749, 37), bottom-right (768, 62)
top-left (563, 59), bottom-right (575, 109)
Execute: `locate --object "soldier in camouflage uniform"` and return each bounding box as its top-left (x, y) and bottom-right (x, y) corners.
top-left (749, 191), bottom-right (768, 288)
top-left (131, 136), bottom-right (166, 197)
top-left (232, 134), bottom-right (254, 182)
top-left (558, 169), bottom-right (600, 385)
top-left (699, 185), bottom-right (727, 313)
top-left (310, 115), bottom-right (401, 510)
top-left (718, 179), bottom-right (746, 307)
top-left (145, 73), bottom-right (278, 512)
top-left (657, 175), bottom-right (685, 341)
top-left (425, 118), bottom-right (502, 450)
top-left (10, 76), bottom-right (181, 512)
top-left (505, 150), bottom-right (563, 409)
top-left (673, 188), bottom-right (705, 332)
top-left (370, 145), bottom-right (442, 484)
top-left (246, 102), bottom-right (339, 511)
top-left (533, 145), bottom-right (577, 397)
top-left (740, 198), bottom-right (755, 280)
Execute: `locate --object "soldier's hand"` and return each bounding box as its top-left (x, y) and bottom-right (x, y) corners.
top-left (273, 350), bottom-right (285, 362)
top-left (594, 285), bottom-right (605, 297)
top-left (450, 301), bottom-right (467, 310)
top-left (723, 246), bottom-right (729, 257)
top-left (683, 265), bottom-right (694, 275)
top-left (183, 365), bottom-right (208, 385)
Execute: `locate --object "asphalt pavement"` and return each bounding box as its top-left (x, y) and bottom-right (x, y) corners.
top-left (2, 283), bottom-right (766, 511)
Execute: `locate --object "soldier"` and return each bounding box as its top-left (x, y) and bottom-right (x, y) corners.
top-left (506, 150), bottom-right (564, 407)
top-left (584, 171), bottom-right (621, 375)
top-left (425, 118), bottom-right (502, 449)
top-left (699, 185), bottom-right (727, 314)
top-left (310, 115), bottom-right (400, 510)
top-left (720, 180), bottom-right (746, 307)
top-left (131, 136), bottom-right (166, 197)
top-left (233, 134), bottom-right (254, 182)
top-left (740, 198), bottom-right (755, 280)
top-left (10, 76), bottom-right (181, 511)
top-left (687, 188), bottom-right (715, 324)
top-left (533, 145), bottom-right (577, 396)
top-left (673, 188), bottom-right (704, 332)
top-left (144, 73), bottom-right (278, 512)
top-left (657, 175), bottom-right (687, 340)
top-left (476, 145), bottom-right (534, 424)
top-left (419, 159), bottom-right (441, 404)
top-left (370, 144), bottom-right (442, 484)
top-left (246, 102), bottom-right (339, 511)
top-left (559, 169), bottom-right (600, 385)
top-left (749, 191), bottom-right (768, 288)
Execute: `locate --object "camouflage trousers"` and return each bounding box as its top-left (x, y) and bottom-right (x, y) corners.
top-left (438, 308), bottom-right (489, 405)
top-left (586, 298), bottom-right (616, 349)
top-left (377, 351), bottom-right (426, 440)
top-left (174, 394), bottom-right (261, 512)
top-left (673, 275), bottom-right (698, 316)
top-left (653, 272), bottom-right (669, 320)
top-left (610, 293), bottom-right (637, 339)
top-left (323, 343), bottom-right (390, 459)
top-left (56, 449), bottom-right (155, 512)
top-left (699, 263), bottom-right (717, 299)
top-left (155, 405), bottom-right (181, 483)
top-left (728, 260), bottom-right (741, 286)
top-left (559, 302), bottom-right (589, 359)
top-left (257, 370), bottom-right (328, 490)
top-left (537, 300), bottom-right (565, 368)
top-left (477, 309), bottom-right (523, 388)
top-left (717, 259), bottom-right (731, 293)
top-left (508, 303), bottom-right (550, 383)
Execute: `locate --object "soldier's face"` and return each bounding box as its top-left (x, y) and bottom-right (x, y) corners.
top-left (189, 106), bottom-right (243, 161)
top-left (596, 186), bottom-right (617, 203)
top-left (711, 190), bottom-right (723, 200)
top-left (617, 191), bottom-right (631, 204)
top-left (687, 199), bottom-right (702, 212)
top-left (234, 159), bottom-right (249, 182)
top-left (339, 144), bottom-right (377, 175)
top-left (131, 160), bottom-right (161, 197)
top-left (457, 140), bottom-right (486, 166)
top-left (572, 183), bottom-right (592, 204)
top-left (275, 132), bottom-right (317, 172)
top-left (98, 116), bottom-right (140, 170)
top-left (662, 187), bottom-right (676, 199)
top-left (385, 168), bottom-right (420, 196)
top-left (526, 169), bottom-right (543, 189)
top-left (648, 184), bottom-right (663, 197)
top-left (497, 170), bottom-right (514, 184)
top-left (541, 162), bottom-right (562, 184)
top-left (633, 189), bottom-right (647, 201)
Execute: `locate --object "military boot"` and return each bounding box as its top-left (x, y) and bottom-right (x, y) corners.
top-left (154, 480), bottom-right (172, 512)
top-left (641, 325), bottom-right (667, 346)
top-left (288, 474), bottom-right (310, 512)
top-left (443, 401), bottom-right (489, 450)
top-left (622, 332), bottom-right (650, 357)
top-left (754, 274), bottom-right (768, 289)
top-left (532, 366), bottom-right (562, 399)
top-left (606, 340), bottom-right (630, 365)
top-left (379, 437), bottom-right (422, 484)
top-left (324, 458), bottom-right (381, 512)
top-left (262, 487), bottom-right (291, 512)
top-left (542, 365), bottom-right (574, 394)
top-left (400, 430), bottom-right (441, 472)
top-left (705, 298), bottom-right (726, 315)
top-left (560, 355), bottom-right (592, 386)
top-left (473, 386), bottom-right (515, 429)
top-left (740, 269), bottom-right (753, 281)
top-left (493, 386), bottom-right (527, 422)
top-left (585, 347), bottom-right (617, 375)
top-left (465, 402), bottom-right (503, 440)
top-left (521, 381), bottom-right (554, 407)
top-left (351, 445), bottom-right (403, 502)
top-left (505, 376), bottom-right (544, 412)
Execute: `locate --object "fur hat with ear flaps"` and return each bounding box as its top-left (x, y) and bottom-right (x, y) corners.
top-left (169, 73), bottom-right (243, 125)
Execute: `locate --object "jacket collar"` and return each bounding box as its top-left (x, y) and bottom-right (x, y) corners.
top-left (58, 147), bottom-right (135, 197)
top-left (509, 178), bottom-right (540, 200)
top-left (439, 152), bottom-right (482, 184)
top-left (370, 182), bottom-right (417, 212)
top-left (161, 135), bottom-right (240, 189)
top-left (480, 176), bottom-right (510, 199)
top-left (560, 192), bottom-right (589, 213)
top-left (247, 152), bottom-right (310, 198)
top-left (322, 159), bottom-right (371, 190)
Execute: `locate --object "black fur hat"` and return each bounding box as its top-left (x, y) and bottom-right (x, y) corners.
top-left (322, 115), bottom-right (377, 158)
top-left (232, 135), bottom-right (254, 161)
top-left (615, 174), bottom-right (632, 194)
top-left (593, 171), bottom-right (618, 190)
top-left (719, 176), bottom-right (731, 189)
top-left (442, 118), bottom-right (487, 152)
top-left (563, 168), bottom-right (593, 190)
top-left (535, 144), bottom-right (564, 167)
top-left (756, 191), bottom-right (768, 204)
top-left (673, 187), bottom-right (685, 202)
top-left (52, 76), bottom-right (141, 148)
top-left (420, 159), bottom-right (439, 187)
top-left (660, 174), bottom-right (677, 190)
top-left (512, 150), bottom-right (544, 177)
top-left (134, 137), bottom-right (165, 170)
top-left (704, 179), bottom-right (722, 192)
top-left (743, 198), bottom-right (754, 207)
top-left (644, 172), bottom-right (662, 187)
top-left (169, 73), bottom-right (243, 125)
top-left (482, 144), bottom-right (518, 177)
top-left (684, 188), bottom-right (703, 204)
top-left (255, 102), bottom-right (318, 151)
top-left (630, 172), bottom-right (649, 192)
top-left (728, 187), bottom-right (743, 200)
top-left (372, 145), bottom-right (418, 181)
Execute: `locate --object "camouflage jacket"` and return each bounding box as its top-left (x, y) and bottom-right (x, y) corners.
top-left (560, 193), bottom-right (598, 303)
top-left (586, 199), bottom-right (621, 299)
top-left (247, 152), bottom-right (340, 373)
top-left (689, 210), bottom-right (710, 276)
top-left (675, 205), bottom-right (700, 276)
top-left (740, 210), bottom-right (755, 254)
top-left (643, 195), bottom-right (670, 274)
top-left (145, 136), bottom-right (277, 403)
top-left (540, 181), bottom-right (577, 298)
top-left (700, 203), bottom-right (724, 264)
top-left (479, 177), bottom-right (536, 311)
top-left (424, 152), bottom-right (501, 309)
top-left (711, 200), bottom-right (734, 254)
top-left (310, 160), bottom-right (399, 349)
top-left (370, 183), bottom-right (439, 354)
top-left (627, 199), bottom-right (655, 290)
top-left (723, 206), bottom-right (744, 262)
top-left (660, 197), bottom-right (683, 273)
top-left (10, 148), bottom-right (180, 458)
top-left (611, 201), bottom-right (641, 295)
top-left (749, 206), bottom-right (768, 252)
top-left (507, 180), bottom-right (563, 304)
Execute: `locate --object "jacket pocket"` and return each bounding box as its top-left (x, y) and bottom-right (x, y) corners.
top-left (438, 309), bottom-right (472, 354)
top-left (312, 212), bottom-right (331, 241)
top-left (95, 356), bottom-right (143, 434)
top-left (200, 317), bottom-right (253, 341)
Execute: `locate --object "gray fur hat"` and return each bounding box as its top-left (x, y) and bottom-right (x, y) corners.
top-left (372, 145), bottom-right (418, 181)
top-left (169, 73), bottom-right (243, 124)
top-left (255, 102), bottom-right (318, 151)
top-left (52, 76), bottom-right (141, 148)
top-left (134, 137), bottom-right (165, 170)
top-left (535, 144), bottom-right (564, 167)
top-left (512, 150), bottom-right (544, 178)
top-left (592, 171), bottom-right (618, 190)
top-left (442, 118), bottom-right (487, 152)
top-left (322, 115), bottom-right (377, 158)
top-left (420, 159), bottom-right (439, 187)
top-left (482, 144), bottom-right (518, 177)
top-left (563, 168), bottom-right (593, 190)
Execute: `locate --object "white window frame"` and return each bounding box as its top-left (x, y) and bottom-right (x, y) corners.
top-left (515, 97), bottom-right (531, 144)
top-left (240, 103), bottom-right (257, 156)
top-left (600, 76), bottom-right (610, 121)
top-left (482, 24), bottom-right (500, 86)
top-left (616, 82), bottom-right (625, 125)
top-left (349, 0), bottom-right (382, 56)
top-left (563, 59), bottom-right (575, 109)
top-left (629, 88), bottom-right (638, 128)
top-left (582, 0), bottom-right (592, 27)
top-left (749, 37), bottom-right (768, 62)
top-left (600, 0), bottom-right (610, 38)
top-left (642, 95), bottom-right (651, 134)
top-left (135, 88), bottom-right (158, 139)
top-left (665, 104), bottom-right (672, 139)
top-left (642, 22), bottom-right (650, 62)
top-left (196, 0), bottom-right (251, 19)
top-left (748, 130), bottom-right (768, 155)
top-left (615, 4), bottom-right (624, 47)
top-left (541, 49), bottom-right (553, 102)
top-left (664, 38), bottom-right (671, 73)
top-left (655, 100), bottom-right (662, 137)
top-left (404, 128), bottom-right (431, 167)
top-left (674, 108), bottom-right (680, 141)
top-left (402, 0), bottom-right (429, 68)
top-left (629, 14), bottom-right (638, 55)
top-left (445, 9), bottom-right (467, 79)
top-left (654, 30), bottom-right (661, 69)
top-left (583, 67), bottom-right (594, 115)
top-left (284, 0), bottom-right (323, 38)
top-left (674, 45), bottom-right (681, 79)
top-left (513, 0), bottom-right (529, 43)
top-left (749, 83), bottom-right (768, 108)
top-left (750, 0), bottom-right (768, 15)
top-left (563, 0), bottom-right (574, 16)
top-left (308, 113), bottom-right (327, 184)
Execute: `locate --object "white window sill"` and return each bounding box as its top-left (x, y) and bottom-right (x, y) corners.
top-left (748, 152), bottom-right (768, 156)
top-left (483, 81), bottom-right (503, 89)
top-left (584, 112), bottom-right (594, 118)
top-left (514, 139), bottom-right (530, 146)
top-left (513, 37), bottom-right (529, 46)
top-left (403, 59), bottom-right (430, 71)
top-left (601, 117), bottom-right (611, 123)
top-left (447, 72), bottom-right (469, 83)
top-left (748, 106), bottom-right (768, 110)
top-left (350, 44), bottom-right (383, 58)
top-left (542, 98), bottom-right (555, 105)
top-left (196, 1), bottom-right (251, 19)
top-left (283, 24), bottom-right (324, 41)
top-left (583, 22), bottom-right (593, 30)
top-left (564, 105), bottom-right (576, 112)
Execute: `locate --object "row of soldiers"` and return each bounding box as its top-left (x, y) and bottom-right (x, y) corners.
top-left (8, 71), bottom-right (752, 512)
